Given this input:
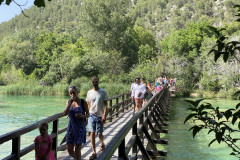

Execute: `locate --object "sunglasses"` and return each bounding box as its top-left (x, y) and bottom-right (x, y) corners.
top-left (69, 92), bottom-right (76, 95)
top-left (92, 81), bottom-right (98, 84)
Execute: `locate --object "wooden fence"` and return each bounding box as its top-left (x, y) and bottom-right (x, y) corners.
top-left (0, 92), bottom-right (132, 160)
top-left (97, 86), bottom-right (170, 160)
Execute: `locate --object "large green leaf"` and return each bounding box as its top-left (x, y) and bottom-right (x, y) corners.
top-left (184, 113), bottom-right (197, 124)
top-left (215, 131), bottom-right (223, 143)
top-left (214, 50), bottom-right (221, 62)
top-left (232, 110), bottom-right (240, 125)
top-left (223, 52), bottom-right (229, 62)
top-left (223, 109), bottom-right (233, 121)
top-left (192, 126), bottom-right (202, 138)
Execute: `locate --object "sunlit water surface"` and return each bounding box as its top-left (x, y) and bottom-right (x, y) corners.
top-left (159, 97), bottom-right (239, 160)
top-left (0, 95), bottom-right (239, 159)
top-left (0, 95), bottom-right (68, 159)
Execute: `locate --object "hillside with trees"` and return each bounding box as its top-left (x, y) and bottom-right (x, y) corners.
top-left (0, 0), bottom-right (239, 97)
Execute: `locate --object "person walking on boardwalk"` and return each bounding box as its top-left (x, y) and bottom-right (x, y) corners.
top-left (86, 76), bottom-right (108, 160)
top-left (34, 122), bottom-right (56, 160)
top-left (130, 80), bottom-right (136, 114)
top-left (131, 77), bottom-right (146, 112)
top-left (144, 81), bottom-right (154, 103)
top-left (64, 86), bottom-right (89, 160)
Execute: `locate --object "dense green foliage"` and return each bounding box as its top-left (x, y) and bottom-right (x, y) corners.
top-left (0, 0), bottom-right (239, 97)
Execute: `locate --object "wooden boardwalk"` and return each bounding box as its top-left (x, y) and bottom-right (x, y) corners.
top-left (58, 108), bottom-right (135, 160)
top-left (0, 87), bottom-right (170, 160)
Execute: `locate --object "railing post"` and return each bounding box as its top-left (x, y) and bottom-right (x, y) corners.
top-left (122, 94), bottom-right (125, 113)
top-left (116, 97), bottom-right (119, 118)
top-left (118, 138), bottom-right (127, 159)
top-left (12, 136), bottom-right (20, 160)
top-left (139, 114), bottom-right (144, 142)
top-left (128, 93), bottom-right (131, 110)
top-left (132, 122), bottom-right (137, 157)
top-left (52, 119), bottom-right (59, 158)
top-left (109, 100), bottom-right (113, 122)
top-left (145, 104), bottom-right (149, 131)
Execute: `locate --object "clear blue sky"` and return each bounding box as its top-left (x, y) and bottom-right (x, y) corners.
top-left (0, 0), bottom-right (34, 24)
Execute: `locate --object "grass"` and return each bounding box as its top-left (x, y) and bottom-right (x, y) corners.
top-left (0, 81), bottom-right (130, 97)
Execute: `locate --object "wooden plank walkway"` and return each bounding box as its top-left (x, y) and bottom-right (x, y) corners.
top-left (58, 108), bottom-right (135, 160)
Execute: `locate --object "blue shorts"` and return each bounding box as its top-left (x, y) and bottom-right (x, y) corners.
top-left (87, 114), bottom-right (103, 135)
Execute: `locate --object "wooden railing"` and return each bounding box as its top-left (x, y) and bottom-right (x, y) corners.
top-left (0, 92), bottom-right (132, 160)
top-left (97, 86), bottom-right (170, 160)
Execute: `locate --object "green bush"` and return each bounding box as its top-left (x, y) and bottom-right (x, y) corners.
top-left (52, 83), bottom-right (69, 96)
top-left (100, 82), bottom-right (130, 97)
top-left (200, 74), bottom-right (220, 91)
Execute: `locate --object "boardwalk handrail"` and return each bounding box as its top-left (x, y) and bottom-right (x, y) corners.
top-left (97, 86), bottom-right (170, 160)
top-left (0, 91), bottom-right (132, 160)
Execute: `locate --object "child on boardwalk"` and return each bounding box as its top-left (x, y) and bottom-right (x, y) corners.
top-left (34, 122), bottom-right (55, 160)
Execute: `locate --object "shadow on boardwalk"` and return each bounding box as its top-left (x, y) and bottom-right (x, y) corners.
top-left (58, 108), bottom-right (134, 160)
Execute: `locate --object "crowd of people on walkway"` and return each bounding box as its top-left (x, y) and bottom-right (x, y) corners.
top-left (155, 76), bottom-right (176, 92)
top-left (34, 75), bottom-right (176, 160)
top-left (131, 76), bottom-right (176, 113)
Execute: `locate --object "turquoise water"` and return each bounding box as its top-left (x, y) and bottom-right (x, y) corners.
top-left (160, 97), bottom-right (240, 160)
top-left (0, 95), bottom-right (239, 159)
top-left (0, 95), bottom-right (69, 159)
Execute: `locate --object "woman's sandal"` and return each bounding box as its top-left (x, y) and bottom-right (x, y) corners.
top-left (100, 143), bottom-right (105, 152)
top-left (89, 153), bottom-right (97, 160)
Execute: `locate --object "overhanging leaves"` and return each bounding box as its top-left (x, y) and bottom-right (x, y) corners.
top-left (185, 99), bottom-right (204, 107)
top-left (216, 132), bottom-right (223, 143)
top-left (214, 50), bottom-right (221, 62)
top-left (184, 113), bottom-right (197, 124)
top-left (192, 126), bottom-right (202, 138)
top-left (34, 0), bottom-right (46, 7)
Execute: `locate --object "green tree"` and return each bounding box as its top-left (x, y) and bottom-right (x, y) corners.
top-left (80, 0), bottom-right (132, 52)
top-left (6, 40), bottom-right (36, 75)
top-left (34, 31), bottom-right (74, 79)
top-left (160, 20), bottom-right (214, 59)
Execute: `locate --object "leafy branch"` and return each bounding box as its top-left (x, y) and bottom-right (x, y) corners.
top-left (12, 0), bottom-right (30, 18)
top-left (184, 99), bottom-right (240, 158)
top-left (0, 0), bottom-right (51, 7)
top-left (208, 5), bottom-right (240, 63)
top-left (0, 0), bottom-right (51, 18)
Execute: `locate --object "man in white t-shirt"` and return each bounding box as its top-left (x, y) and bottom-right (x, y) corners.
top-left (131, 77), bottom-right (146, 112)
top-left (86, 76), bottom-right (108, 160)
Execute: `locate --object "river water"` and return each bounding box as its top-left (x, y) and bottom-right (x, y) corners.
top-left (0, 95), bottom-right (239, 159)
